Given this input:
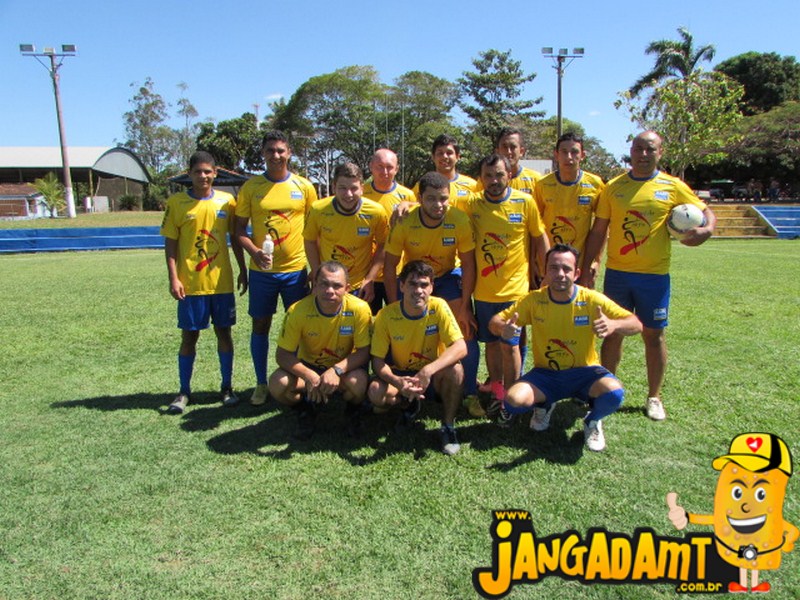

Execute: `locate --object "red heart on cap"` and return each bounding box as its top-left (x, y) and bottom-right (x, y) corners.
top-left (747, 437), bottom-right (763, 452)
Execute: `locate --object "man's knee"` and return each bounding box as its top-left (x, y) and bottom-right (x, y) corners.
top-left (252, 316), bottom-right (272, 335)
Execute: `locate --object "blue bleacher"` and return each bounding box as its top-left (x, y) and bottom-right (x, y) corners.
top-left (753, 206), bottom-right (800, 239)
top-left (0, 226), bottom-right (163, 253)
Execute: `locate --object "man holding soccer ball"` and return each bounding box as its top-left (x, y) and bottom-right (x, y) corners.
top-left (579, 131), bottom-right (716, 421)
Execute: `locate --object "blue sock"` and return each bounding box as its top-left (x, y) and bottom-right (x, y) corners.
top-left (250, 333), bottom-right (269, 385)
top-left (587, 388), bottom-right (625, 422)
top-left (519, 344), bottom-right (528, 378)
top-left (504, 400), bottom-right (535, 415)
top-left (178, 354), bottom-right (195, 396)
top-left (218, 350), bottom-right (233, 390)
top-left (463, 338), bottom-right (480, 396)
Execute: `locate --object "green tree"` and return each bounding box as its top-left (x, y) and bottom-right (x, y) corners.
top-left (629, 26), bottom-right (716, 98)
top-left (175, 82), bottom-right (199, 167)
top-left (458, 49), bottom-right (543, 152)
top-left (33, 172), bottom-right (65, 218)
top-left (123, 77), bottom-right (177, 173)
top-left (715, 52), bottom-right (800, 115)
top-left (617, 72), bottom-right (744, 179)
top-left (195, 112), bottom-right (263, 173)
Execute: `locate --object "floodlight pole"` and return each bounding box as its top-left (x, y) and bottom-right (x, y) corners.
top-left (20, 45), bottom-right (78, 218)
top-left (541, 48), bottom-right (585, 140)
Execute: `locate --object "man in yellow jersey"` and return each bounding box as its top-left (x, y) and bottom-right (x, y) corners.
top-left (235, 131), bottom-right (318, 406)
top-left (463, 154), bottom-right (549, 416)
top-left (475, 127), bottom-right (542, 196)
top-left (369, 260), bottom-right (467, 455)
top-left (579, 131), bottom-right (716, 421)
top-left (161, 151), bottom-right (248, 414)
top-left (383, 171), bottom-right (483, 417)
top-left (489, 244), bottom-right (641, 451)
top-left (269, 261), bottom-right (372, 440)
top-left (534, 132), bottom-right (605, 286)
top-left (362, 148), bottom-right (415, 314)
top-left (303, 162), bottom-right (389, 305)
top-left (412, 134), bottom-right (476, 202)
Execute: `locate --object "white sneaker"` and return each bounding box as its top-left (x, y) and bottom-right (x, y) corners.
top-left (646, 397), bottom-right (667, 421)
top-left (250, 384), bottom-right (269, 406)
top-left (529, 404), bottom-right (556, 432)
top-left (584, 420), bottom-right (606, 451)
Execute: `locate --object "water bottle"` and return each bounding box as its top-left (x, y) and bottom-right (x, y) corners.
top-left (261, 233), bottom-right (274, 257)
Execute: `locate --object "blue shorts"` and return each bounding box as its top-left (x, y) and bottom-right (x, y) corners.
top-left (248, 269), bottom-right (308, 319)
top-left (475, 299), bottom-right (514, 343)
top-left (520, 366), bottom-right (617, 405)
top-left (433, 269), bottom-right (462, 302)
top-left (603, 268), bottom-right (669, 329)
top-left (178, 293), bottom-right (236, 330)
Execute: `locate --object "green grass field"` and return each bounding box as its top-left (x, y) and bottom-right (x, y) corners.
top-left (1, 240), bottom-right (798, 599)
top-left (0, 211), bottom-right (163, 229)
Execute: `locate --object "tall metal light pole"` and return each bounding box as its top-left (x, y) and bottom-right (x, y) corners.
top-left (20, 43), bottom-right (78, 218)
top-left (541, 47), bottom-right (585, 140)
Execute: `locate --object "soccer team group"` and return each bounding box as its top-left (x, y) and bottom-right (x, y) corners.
top-left (160, 127), bottom-right (716, 455)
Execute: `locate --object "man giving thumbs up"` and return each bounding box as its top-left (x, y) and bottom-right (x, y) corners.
top-left (488, 244), bottom-right (642, 451)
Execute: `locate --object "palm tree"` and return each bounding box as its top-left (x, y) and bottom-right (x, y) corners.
top-left (33, 172), bottom-right (65, 218)
top-left (629, 27), bottom-right (716, 97)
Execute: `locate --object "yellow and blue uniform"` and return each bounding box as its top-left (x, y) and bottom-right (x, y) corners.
top-left (413, 173), bottom-right (476, 203)
top-left (363, 180), bottom-right (416, 214)
top-left (597, 171), bottom-right (706, 275)
top-left (160, 190), bottom-right (236, 295)
top-left (534, 170), bottom-right (604, 255)
top-left (278, 294), bottom-right (372, 370)
top-left (372, 297), bottom-right (463, 372)
top-left (385, 205), bottom-right (475, 278)
top-left (499, 286), bottom-right (632, 370)
top-left (461, 188), bottom-right (545, 303)
top-left (235, 172), bottom-right (317, 273)
top-left (303, 197), bottom-right (389, 290)
top-left (474, 166), bottom-right (542, 196)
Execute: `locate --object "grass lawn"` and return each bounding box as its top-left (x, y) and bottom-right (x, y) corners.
top-left (1, 239), bottom-right (798, 599)
top-left (0, 211), bottom-right (163, 229)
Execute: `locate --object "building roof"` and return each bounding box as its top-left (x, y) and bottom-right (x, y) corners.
top-left (0, 147), bottom-right (150, 183)
top-left (0, 183), bottom-right (39, 197)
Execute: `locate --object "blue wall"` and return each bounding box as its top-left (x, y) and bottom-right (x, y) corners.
top-left (0, 227), bottom-right (163, 253)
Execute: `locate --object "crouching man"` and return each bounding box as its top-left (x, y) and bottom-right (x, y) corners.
top-left (269, 261), bottom-right (372, 440)
top-left (369, 260), bottom-right (467, 455)
top-left (489, 244), bottom-right (642, 451)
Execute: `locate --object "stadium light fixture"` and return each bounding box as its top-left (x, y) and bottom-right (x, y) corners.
top-left (19, 43), bottom-right (79, 218)
top-left (541, 46), bottom-right (586, 139)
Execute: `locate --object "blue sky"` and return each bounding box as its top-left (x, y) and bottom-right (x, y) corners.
top-left (2, 0), bottom-right (798, 163)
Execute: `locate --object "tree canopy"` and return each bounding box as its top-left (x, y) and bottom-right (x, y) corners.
top-left (715, 52), bottom-right (800, 115)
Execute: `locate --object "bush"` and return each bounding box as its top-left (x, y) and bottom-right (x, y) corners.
top-left (118, 194), bottom-right (142, 211)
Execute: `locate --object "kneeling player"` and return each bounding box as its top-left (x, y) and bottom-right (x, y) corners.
top-left (489, 244), bottom-right (641, 451)
top-left (269, 261), bottom-right (371, 439)
top-left (369, 260), bottom-right (467, 455)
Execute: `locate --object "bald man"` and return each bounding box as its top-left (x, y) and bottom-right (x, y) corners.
top-left (580, 131), bottom-right (716, 422)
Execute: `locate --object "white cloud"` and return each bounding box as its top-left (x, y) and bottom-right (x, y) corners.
top-left (265, 93), bottom-right (284, 101)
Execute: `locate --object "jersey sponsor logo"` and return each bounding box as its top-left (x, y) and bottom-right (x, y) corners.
top-left (443, 223), bottom-right (455, 229)
top-left (654, 178), bottom-right (672, 185)
top-left (508, 213), bottom-right (523, 223)
top-left (575, 301), bottom-right (587, 307)
top-left (339, 325), bottom-right (354, 335)
top-left (290, 191), bottom-right (303, 199)
top-left (425, 324), bottom-right (439, 335)
top-left (654, 307), bottom-right (668, 321)
top-left (654, 191), bottom-right (669, 201)
top-left (360, 213), bottom-right (373, 220)
top-left (216, 210), bottom-right (228, 217)
top-left (342, 310), bottom-right (354, 317)
top-left (574, 315), bottom-right (590, 326)
top-left (550, 216), bottom-right (577, 245)
top-left (510, 197), bottom-right (525, 204)
top-left (194, 228), bottom-right (221, 271)
top-left (442, 237), bottom-right (455, 246)
top-left (580, 182), bottom-right (594, 188)
top-left (357, 227), bottom-right (370, 236)
top-left (577, 196), bottom-right (591, 205)
top-left (545, 338), bottom-right (576, 370)
top-left (480, 232), bottom-right (509, 278)
top-left (457, 189), bottom-right (469, 196)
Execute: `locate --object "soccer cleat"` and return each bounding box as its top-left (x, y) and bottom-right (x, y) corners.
top-left (221, 387), bottom-right (240, 407)
top-left (293, 404), bottom-right (317, 440)
top-left (395, 399), bottom-right (420, 430)
top-left (345, 402), bottom-right (364, 438)
top-left (529, 403), bottom-right (556, 432)
top-left (584, 419), bottom-right (606, 452)
top-left (751, 582), bottom-right (770, 593)
top-left (440, 425), bottom-right (461, 456)
top-left (727, 582), bottom-right (747, 593)
top-left (250, 384), bottom-right (268, 406)
top-left (167, 393), bottom-right (189, 415)
top-left (464, 394), bottom-right (486, 418)
top-left (646, 397), bottom-right (667, 421)
top-left (496, 405), bottom-right (514, 428)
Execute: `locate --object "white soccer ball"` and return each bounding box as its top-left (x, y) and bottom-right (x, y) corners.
top-left (667, 204), bottom-right (706, 239)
